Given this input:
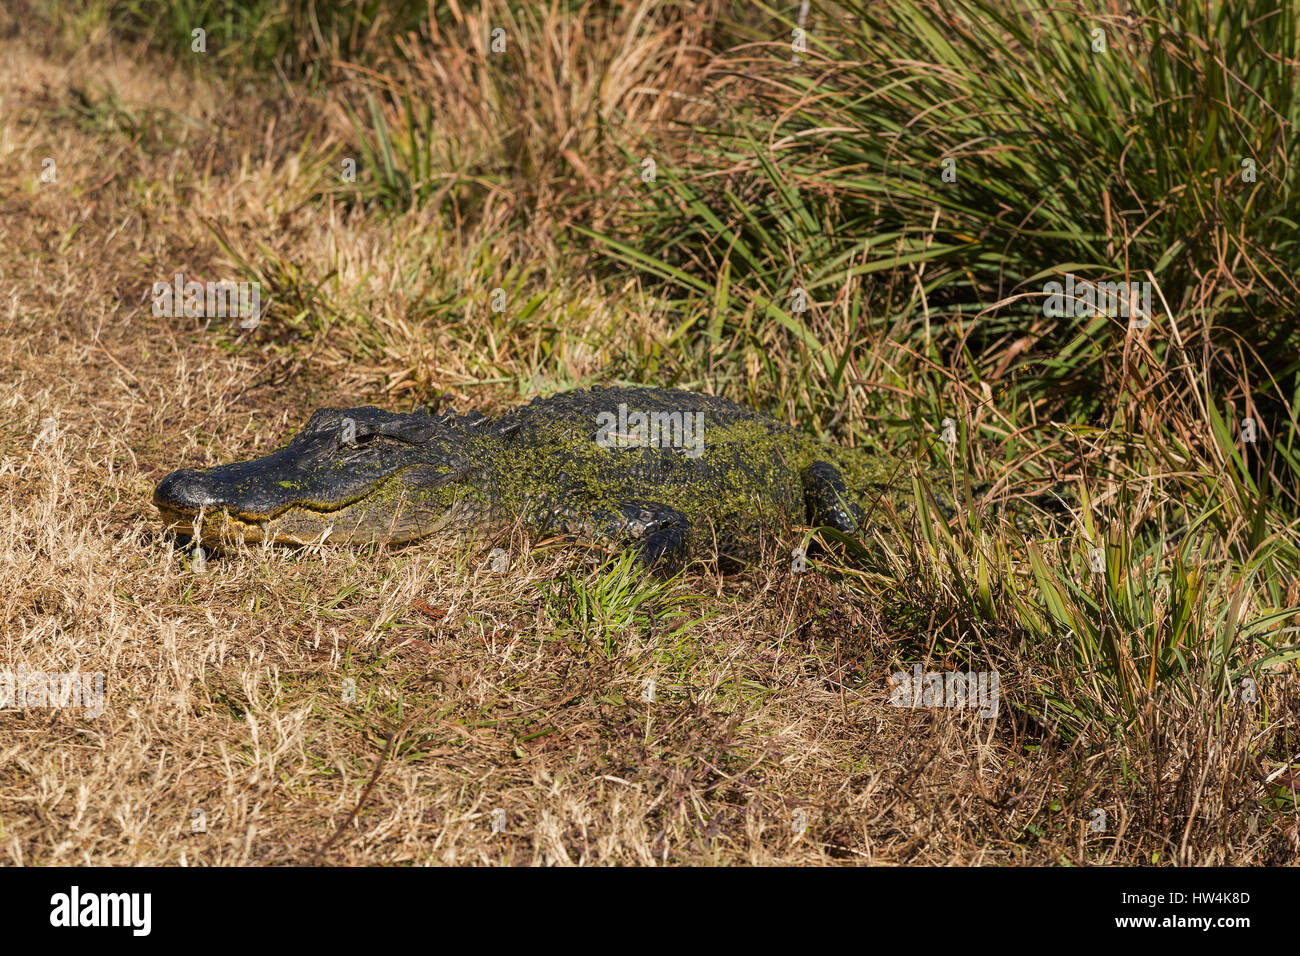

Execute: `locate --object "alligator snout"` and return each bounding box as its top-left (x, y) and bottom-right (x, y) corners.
top-left (153, 468), bottom-right (223, 516)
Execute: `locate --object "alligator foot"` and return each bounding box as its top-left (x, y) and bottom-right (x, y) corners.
top-left (595, 500), bottom-right (691, 573)
top-left (802, 461), bottom-right (864, 533)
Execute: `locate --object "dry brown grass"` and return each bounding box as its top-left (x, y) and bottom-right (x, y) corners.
top-left (0, 18), bottom-right (1294, 866)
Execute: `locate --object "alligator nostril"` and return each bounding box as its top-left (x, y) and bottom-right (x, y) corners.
top-left (154, 468), bottom-right (218, 513)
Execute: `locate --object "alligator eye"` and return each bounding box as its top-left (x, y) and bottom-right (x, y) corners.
top-left (339, 434), bottom-right (380, 454)
top-left (335, 427), bottom-right (384, 450)
top-left (337, 431), bottom-right (406, 463)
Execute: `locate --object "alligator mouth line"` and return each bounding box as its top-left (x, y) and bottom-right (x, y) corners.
top-left (155, 464), bottom-right (464, 527)
top-left (158, 494), bottom-right (377, 526)
top-left (159, 476), bottom-right (470, 548)
top-left (161, 500), bottom-right (457, 548)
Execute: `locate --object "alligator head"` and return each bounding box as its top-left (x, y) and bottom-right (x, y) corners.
top-left (154, 406), bottom-right (490, 548)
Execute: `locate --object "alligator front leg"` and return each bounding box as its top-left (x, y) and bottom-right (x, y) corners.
top-left (802, 461), bottom-right (864, 533)
top-left (581, 500), bottom-right (691, 573)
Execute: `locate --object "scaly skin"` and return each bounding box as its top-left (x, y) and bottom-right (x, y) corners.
top-left (154, 386), bottom-right (903, 569)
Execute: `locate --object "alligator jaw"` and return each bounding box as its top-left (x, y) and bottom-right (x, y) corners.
top-left (154, 465), bottom-right (474, 549)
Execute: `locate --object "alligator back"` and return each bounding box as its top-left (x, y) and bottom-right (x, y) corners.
top-left (486, 386), bottom-right (885, 565)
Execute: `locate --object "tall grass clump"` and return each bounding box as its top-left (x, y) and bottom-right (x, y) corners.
top-left (80, 0), bottom-right (430, 79)
top-left (597, 0), bottom-right (1298, 427)
top-left (337, 0), bottom-right (720, 234)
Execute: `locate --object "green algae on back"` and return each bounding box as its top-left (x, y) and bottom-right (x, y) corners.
top-left (153, 386), bottom-right (898, 570)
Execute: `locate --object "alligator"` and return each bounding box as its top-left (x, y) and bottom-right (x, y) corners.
top-left (154, 386), bottom-right (904, 571)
